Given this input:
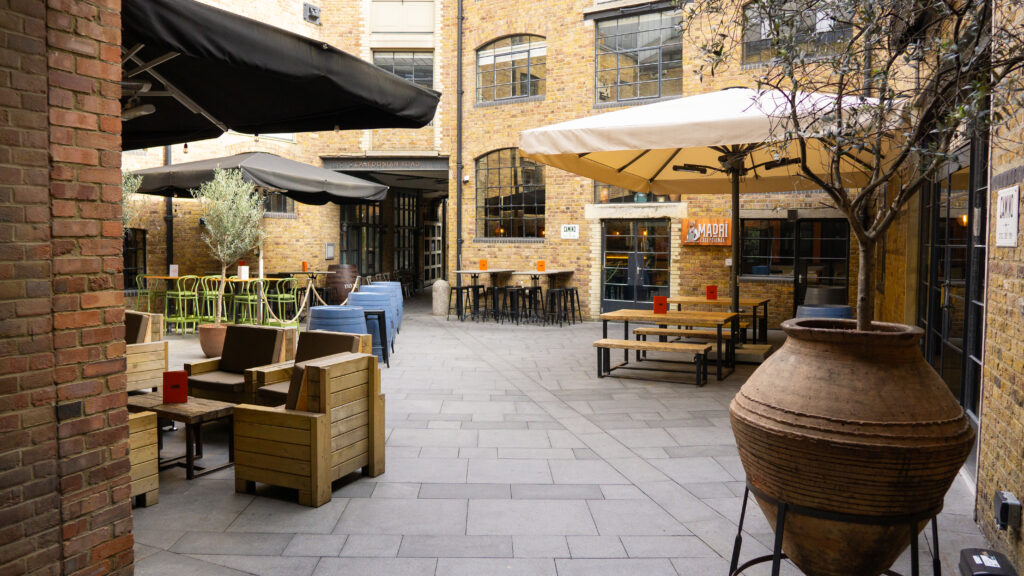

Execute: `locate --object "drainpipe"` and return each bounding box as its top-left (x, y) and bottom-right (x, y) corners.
top-left (163, 145), bottom-right (174, 267)
top-left (455, 0), bottom-right (464, 287)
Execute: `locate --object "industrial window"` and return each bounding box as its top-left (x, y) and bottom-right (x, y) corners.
top-left (740, 218), bottom-right (849, 284)
top-left (594, 181), bottom-right (675, 204)
top-left (341, 203), bottom-right (383, 275)
top-left (373, 51), bottom-right (434, 89)
top-left (123, 228), bottom-right (146, 292)
top-left (476, 148), bottom-right (546, 238)
top-left (263, 192), bottom-right (295, 215)
top-left (595, 10), bottom-right (682, 104)
top-left (741, 2), bottom-right (852, 65)
top-left (477, 35), bottom-right (546, 102)
top-left (394, 192), bottom-right (418, 273)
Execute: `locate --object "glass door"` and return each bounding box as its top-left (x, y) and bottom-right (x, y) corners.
top-left (601, 219), bottom-right (671, 312)
top-left (917, 142), bottom-right (986, 481)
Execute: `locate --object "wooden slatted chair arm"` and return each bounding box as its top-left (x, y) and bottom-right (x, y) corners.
top-left (184, 357), bottom-right (221, 375)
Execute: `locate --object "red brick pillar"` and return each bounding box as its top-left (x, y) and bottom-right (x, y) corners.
top-left (48, 0), bottom-right (134, 573)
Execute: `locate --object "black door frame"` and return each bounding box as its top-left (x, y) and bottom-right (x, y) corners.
top-left (600, 218), bottom-right (671, 313)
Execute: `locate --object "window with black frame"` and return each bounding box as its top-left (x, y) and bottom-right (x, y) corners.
top-left (477, 36), bottom-right (546, 103)
top-left (393, 192), bottom-right (418, 273)
top-left (741, 2), bottom-right (852, 66)
top-left (594, 181), bottom-right (677, 204)
top-left (340, 203), bottom-right (383, 275)
top-left (263, 192), bottom-right (295, 215)
top-left (373, 51), bottom-right (434, 89)
top-left (740, 218), bottom-right (848, 283)
top-left (123, 228), bottom-right (146, 292)
top-left (476, 148), bottom-right (545, 238)
top-left (595, 10), bottom-right (682, 104)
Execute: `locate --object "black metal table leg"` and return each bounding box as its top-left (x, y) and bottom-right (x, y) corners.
top-left (716, 324), bottom-right (724, 380)
top-left (185, 423), bottom-right (195, 480)
top-left (623, 320), bottom-right (629, 365)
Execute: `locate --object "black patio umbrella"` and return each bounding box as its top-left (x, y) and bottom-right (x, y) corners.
top-left (121, 0), bottom-right (441, 150)
top-left (131, 152), bottom-right (389, 204)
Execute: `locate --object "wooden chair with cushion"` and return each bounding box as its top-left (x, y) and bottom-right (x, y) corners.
top-left (184, 325), bottom-right (284, 404)
top-left (126, 311), bottom-right (168, 393)
top-left (248, 330), bottom-right (372, 407)
top-left (233, 352), bottom-right (385, 507)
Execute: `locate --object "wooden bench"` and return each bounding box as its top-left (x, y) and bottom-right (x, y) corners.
top-left (593, 338), bottom-right (712, 386)
top-left (676, 320), bottom-right (751, 342)
top-left (129, 411), bottom-right (159, 507)
top-left (633, 327), bottom-right (739, 340)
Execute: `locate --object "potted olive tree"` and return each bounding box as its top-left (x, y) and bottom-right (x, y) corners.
top-left (675, 0), bottom-right (1024, 574)
top-left (192, 168), bottom-right (266, 357)
top-left (121, 171), bottom-right (143, 232)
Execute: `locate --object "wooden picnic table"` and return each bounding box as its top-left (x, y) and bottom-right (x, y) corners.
top-left (599, 309), bottom-right (738, 380)
top-left (668, 296), bottom-right (770, 344)
top-left (454, 269), bottom-right (515, 286)
top-left (127, 394), bottom-right (235, 480)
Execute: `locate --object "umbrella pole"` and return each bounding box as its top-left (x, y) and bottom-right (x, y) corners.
top-left (730, 169), bottom-right (741, 316)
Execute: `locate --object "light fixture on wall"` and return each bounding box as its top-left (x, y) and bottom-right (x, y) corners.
top-left (183, 142), bottom-right (189, 154)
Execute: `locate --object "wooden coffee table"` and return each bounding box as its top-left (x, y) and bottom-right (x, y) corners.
top-left (127, 394), bottom-right (235, 479)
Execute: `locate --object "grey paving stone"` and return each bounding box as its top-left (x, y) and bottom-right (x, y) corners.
top-left (467, 500), bottom-right (598, 536)
top-left (132, 480), bottom-right (253, 533)
top-left (338, 534), bottom-right (403, 557)
top-left (550, 460), bottom-right (630, 485)
top-left (418, 482), bottom-right (511, 499)
top-left (670, 557), bottom-right (731, 574)
top-left (588, 500), bottom-right (690, 536)
top-left (372, 483), bottom-right (421, 499)
top-left (567, 536), bottom-right (627, 558)
top-left (435, 558), bottom-right (557, 576)
top-left (313, 558), bottom-right (437, 576)
top-left (170, 532), bottom-right (293, 556)
top-left (419, 446), bottom-right (461, 458)
top-left (512, 536), bottom-right (570, 558)
top-left (132, 529), bottom-right (186, 551)
top-left (135, 551), bottom-right (250, 576)
top-left (333, 479), bottom-right (376, 498)
top-left (387, 429), bottom-right (478, 447)
top-left (497, 448), bottom-right (576, 459)
top-left (459, 447), bottom-right (498, 459)
top-left (555, 558), bottom-right (678, 576)
top-left (187, 555), bottom-right (319, 576)
top-left (511, 484), bottom-right (605, 500)
top-left (651, 457), bottom-right (737, 484)
top-left (468, 459), bottom-right (552, 484)
top-left (334, 499), bottom-right (467, 535)
top-left (227, 497), bottom-right (348, 534)
top-left (376, 457), bottom-right (468, 483)
top-left (283, 534), bottom-right (348, 557)
top-left (479, 430), bottom-right (552, 448)
top-left (573, 448), bottom-right (601, 460)
top-left (399, 535), bottom-right (513, 558)
top-left (134, 542), bottom-right (162, 563)
top-left (599, 485), bottom-right (647, 500)
top-left (620, 536), bottom-right (719, 558)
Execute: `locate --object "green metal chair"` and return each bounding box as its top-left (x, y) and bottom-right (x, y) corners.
top-left (134, 274), bottom-right (152, 312)
top-left (231, 278), bottom-right (266, 325)
top-left (198, 275), bottom-right (225, 324)
top-left (164, 275), bottom-right (200, 335)
top-left (265, 277), bottom-right (299, 323)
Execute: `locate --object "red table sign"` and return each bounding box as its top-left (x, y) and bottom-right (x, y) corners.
top-left (653, 296), bottom-right (668, 314)
top-left (706, 285), bottom-right (718, 300)
top-left (163, 370), bottom-right (188, 404)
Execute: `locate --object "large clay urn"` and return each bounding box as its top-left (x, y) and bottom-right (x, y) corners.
top-left (730, 318), bottom-right (974, 576)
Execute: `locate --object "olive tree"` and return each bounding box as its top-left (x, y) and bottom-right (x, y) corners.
top-left (192, 168), bottom-right (267, 324)
top-left (679, 0), bottom-right (1024, 329)
top-left (121, 171), bottom-right (143, 233)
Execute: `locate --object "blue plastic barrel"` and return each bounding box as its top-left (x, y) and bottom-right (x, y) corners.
top-left (795, 304), bottom-right (853, 319)
top-left (370, 282), bottom-right (404, 328)
top-left (361, 285), bottom-right (402, 330)
top-left (308, 305), bottom-right (367, 334)
top-left (347, 292), bottom-right (394, 359)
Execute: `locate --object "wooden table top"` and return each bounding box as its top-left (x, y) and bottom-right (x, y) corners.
top-left (668, 296), bottom-right (770, 307)
top-left (127, 394), bottom-right (234, 423)
top-left (511, 270), bottom-right (574, 276)
top-left (455, 269), bottom-right (515, 275)
top-left (281, 271), bottom-right (336, 276)
top-left (599, 309), bottom-right (738, 324)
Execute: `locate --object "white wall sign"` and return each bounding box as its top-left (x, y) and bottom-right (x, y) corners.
top-left (996, 185), bottom-right (1019, 247)
top-left (560, 224), bottom-right (580, 239)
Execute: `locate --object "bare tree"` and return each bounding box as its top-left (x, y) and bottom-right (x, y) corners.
top-left (679, 0), bottom-right (1024, 330)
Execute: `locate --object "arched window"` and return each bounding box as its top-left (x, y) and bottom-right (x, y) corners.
top-left (476, 35), bottom-right (546, 103)
top-left (476, 149), bottom-right (545, 238)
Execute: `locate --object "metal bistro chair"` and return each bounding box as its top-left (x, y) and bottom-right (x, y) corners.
top-left (164, 275), bottom-right (200, 335)
top-left (134, 273), bottom-right (152, 312)
top-left (265, 277), bottom-right (299, 324)
top-left (232, 277), bottom-right (267, 325)
top-left (197, 275), bottom-right (223, 324)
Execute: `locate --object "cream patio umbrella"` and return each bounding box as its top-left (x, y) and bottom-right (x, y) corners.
top-left (519, 87), bottom-right (886, 315)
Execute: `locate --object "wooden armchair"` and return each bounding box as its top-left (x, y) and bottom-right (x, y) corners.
top-left (184, 325), bottom-right (284, 404)
top-left (233, 352), bottom-right (385, 507)
top-left (129, 411), bottom-right (159, 507)
top-left (248, 330), bottom-right (372, 407)
top-left (125, 311), bottom-right (167, 393)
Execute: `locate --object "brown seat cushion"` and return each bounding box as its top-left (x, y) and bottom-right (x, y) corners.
top-left (219, 325), bottom-right (283, 373)
top-left (294, 330), bottom-right (363, 363)
top-left (125, 311), bottom-right (149, 345)
top-left (255, 381), bottom-right (290, 407)
top-left (188, 370), bottom-right (245, 394)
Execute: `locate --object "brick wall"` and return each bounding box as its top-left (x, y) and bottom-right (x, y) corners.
top-left (2, 0), bottom-right (132, 574)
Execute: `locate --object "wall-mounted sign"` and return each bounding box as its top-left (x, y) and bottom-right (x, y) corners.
top-left (561, 224), bottom-right (580, 239)
top-left (682, 218), bottom-right (731, 246)
top-left (996, 185), bottom-right (1019, 247)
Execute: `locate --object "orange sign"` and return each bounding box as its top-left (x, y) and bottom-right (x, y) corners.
top-left (479, 259), bottom-right (488, 271)
top-left (682, 219), bottom-right (732, 245)
top-left (537, 260), bottom-right (546, 272)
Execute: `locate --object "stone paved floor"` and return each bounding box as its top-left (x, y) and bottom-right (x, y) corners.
top-left (135, 294), bottom-right (988, 575)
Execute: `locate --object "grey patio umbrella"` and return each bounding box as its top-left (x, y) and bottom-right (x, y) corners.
top-left (131, 152), bottom-right (388, 204)
top-left (519, 87), bottom-right (884, 314)
top-left (121, 0), bottom-right (440, 150)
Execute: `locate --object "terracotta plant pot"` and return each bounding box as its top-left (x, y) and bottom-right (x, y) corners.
top-left (197, 323), bottom-right (227, 358)
top-left (730, 318), bottom-right (974, 576)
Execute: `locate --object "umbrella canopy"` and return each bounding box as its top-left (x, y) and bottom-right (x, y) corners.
top-left (519, 87), bottom-right (883, 196)
top-left (519, 87), bottom-right (885, 314)
top-left (121, 0), bottom-right (441, 150)
top-left (131, 152), bottom-right (388, 204)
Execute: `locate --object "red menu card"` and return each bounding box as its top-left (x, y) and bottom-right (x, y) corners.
top-left (162, 370), bottom-right (188, 404)
top-left (706, 285), bottom-right (718, 300)
top-left (653, 296), bottom-right (668, 314)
